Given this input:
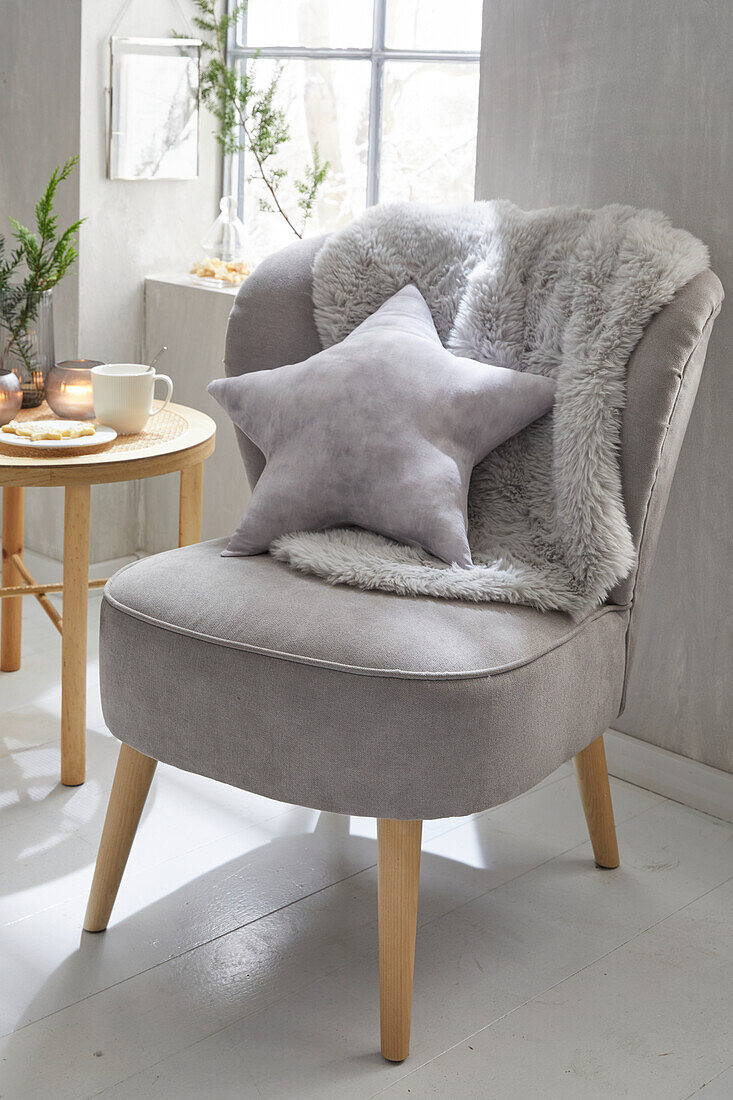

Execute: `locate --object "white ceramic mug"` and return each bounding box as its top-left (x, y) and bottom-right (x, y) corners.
top-left (91, 363), bottom-right (173, 435)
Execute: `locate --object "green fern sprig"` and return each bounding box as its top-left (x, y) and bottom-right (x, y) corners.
top-left (8, 157), bottom-right (84, 294)
top-left (0, 158), bottom-right (83, 375)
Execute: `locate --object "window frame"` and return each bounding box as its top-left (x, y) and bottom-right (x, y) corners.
top-left (224, 0), bottom-right (481, 216)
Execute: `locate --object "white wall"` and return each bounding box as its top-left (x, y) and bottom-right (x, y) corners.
top-left (476, 0), bottom-right (732, 773)
top-left (143, 276), bottom-right (244, 554)
top-left (78, 0), bottom-right (221, 363)
top-left (1, 0), bottom-right (221, 562)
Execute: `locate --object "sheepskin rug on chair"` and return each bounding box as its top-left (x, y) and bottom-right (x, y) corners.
top-left (273, 201), bottom-right (708, 619)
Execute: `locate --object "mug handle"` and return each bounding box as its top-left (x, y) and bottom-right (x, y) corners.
top-left (148, 373), bottom-right (173, 416)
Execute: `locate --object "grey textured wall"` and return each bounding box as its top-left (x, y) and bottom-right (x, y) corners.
top-left (0, 0), bottom-right (82, 361)
top-left (476, 0), bottom-right (732, 772)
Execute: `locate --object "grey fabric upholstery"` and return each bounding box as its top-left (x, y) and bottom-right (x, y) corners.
top-left (100, 235), bottom-right (722, 820)
top-left (609, 270), bottom-right (723, 703)
top-left (101, 540), bottom-right (627, 819)
top-left (224, 235), bottom-right (325, 489)
top-left (611, 269), bottom-right (724, 607)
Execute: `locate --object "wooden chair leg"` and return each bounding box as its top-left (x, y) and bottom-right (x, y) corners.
top-left (573, 734), bottom-right (620, 869)
top-left (84, 743), bottom-right (157, 932)
top-left (378, 818), bottom-right (422, 1062)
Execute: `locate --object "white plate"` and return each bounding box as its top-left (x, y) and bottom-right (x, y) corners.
top-left (188, 274), bottom-right (244, 290)
top-left (0, 422), bottom-right (117, 450)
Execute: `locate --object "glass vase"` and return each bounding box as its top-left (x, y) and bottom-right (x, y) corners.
top-left (0, 289), bottom-right (55, 408)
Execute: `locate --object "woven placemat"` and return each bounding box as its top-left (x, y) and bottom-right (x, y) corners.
top-left (0, 402), bottom-right (189, 459)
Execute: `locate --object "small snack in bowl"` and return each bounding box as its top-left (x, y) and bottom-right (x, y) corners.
top-left (190, 258), bottom-right (251, 285)
top-left (1, 419), bottom-right (96, 440)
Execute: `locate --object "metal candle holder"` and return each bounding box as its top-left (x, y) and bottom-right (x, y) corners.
top-left (0, 369), bottom-right (23, 426)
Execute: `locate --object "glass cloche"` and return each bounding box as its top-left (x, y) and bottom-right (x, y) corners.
top-left (190, 196), bottom-right (251, 287)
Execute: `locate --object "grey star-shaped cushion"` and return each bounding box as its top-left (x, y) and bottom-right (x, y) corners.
top-left (208, 285), bottom-right (555, 567)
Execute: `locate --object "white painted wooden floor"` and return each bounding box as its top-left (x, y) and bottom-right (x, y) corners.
top-left (1, 579), bottom-right (731, 1099)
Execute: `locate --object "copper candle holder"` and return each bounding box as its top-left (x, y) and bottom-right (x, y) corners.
top-left (0, 368), bottom-right (23, 426)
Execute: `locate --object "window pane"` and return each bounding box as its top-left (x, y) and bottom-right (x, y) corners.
top-left (385, 0), bottom-right (482, 52)
top-left (379, 61), bottom-right (479, 204)
top-left (241, 59), bottom-right (371, 261)
top-left (245, 0), bottom-right (373, 48)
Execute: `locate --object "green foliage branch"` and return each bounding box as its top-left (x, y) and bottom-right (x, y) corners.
top-left (191, 0), bottom-right (329, 238)
top-left (0, 157), bottom-right (84, 374)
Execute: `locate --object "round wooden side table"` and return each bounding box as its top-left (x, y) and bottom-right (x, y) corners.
top-left (0, 401), bottom-right (215, 786)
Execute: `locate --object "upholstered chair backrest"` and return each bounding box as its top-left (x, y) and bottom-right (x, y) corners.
top-left (225, 236), bottom-right (723, 654)
top-left (610, 269), bottom-right (723, 673)
top-left (225, 236), bottom-right (325, 490)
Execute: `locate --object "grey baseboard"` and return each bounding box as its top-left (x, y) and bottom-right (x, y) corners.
top-left (605, 728), bottom-right (733, 823)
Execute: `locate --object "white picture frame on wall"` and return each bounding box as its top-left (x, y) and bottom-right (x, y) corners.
top-left (108, 36), bottom-right (201, 180)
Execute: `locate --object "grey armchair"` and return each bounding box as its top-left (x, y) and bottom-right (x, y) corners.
top-left (84, 236), bottom-right (723, 1062)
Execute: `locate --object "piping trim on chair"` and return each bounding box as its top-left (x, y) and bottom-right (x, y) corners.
top-left (102, 587), bottom-right (629, 682)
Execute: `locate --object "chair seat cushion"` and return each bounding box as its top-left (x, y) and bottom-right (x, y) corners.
top-left (101, 539), bottom-right (629, 819)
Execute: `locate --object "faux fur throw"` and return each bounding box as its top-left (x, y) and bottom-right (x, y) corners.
top-left (271, 201), bottom-right (709, 620)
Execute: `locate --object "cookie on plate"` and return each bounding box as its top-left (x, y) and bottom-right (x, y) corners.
top-left (1, 420), bottom-right (96, 440)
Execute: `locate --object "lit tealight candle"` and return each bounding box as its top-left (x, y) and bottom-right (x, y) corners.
top-left (0, 369), bottom-right (23, 426)
top-left (45, 359), bottom-right (103, 419)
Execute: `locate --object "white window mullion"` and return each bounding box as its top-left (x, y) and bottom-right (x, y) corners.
top-left (226, 2), bottom-right (247, 218)
top-left (366, 0), bottom-right (387, 206)
top-left (234, 57), bottom-right (247, 219)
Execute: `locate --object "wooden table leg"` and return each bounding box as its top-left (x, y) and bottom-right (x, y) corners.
top-left (1, 486), bottom-right (24, 672)
top-left (178, 462), bottom-right (203, 547)
top-left (61, 483), bottom-right (91, 786)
